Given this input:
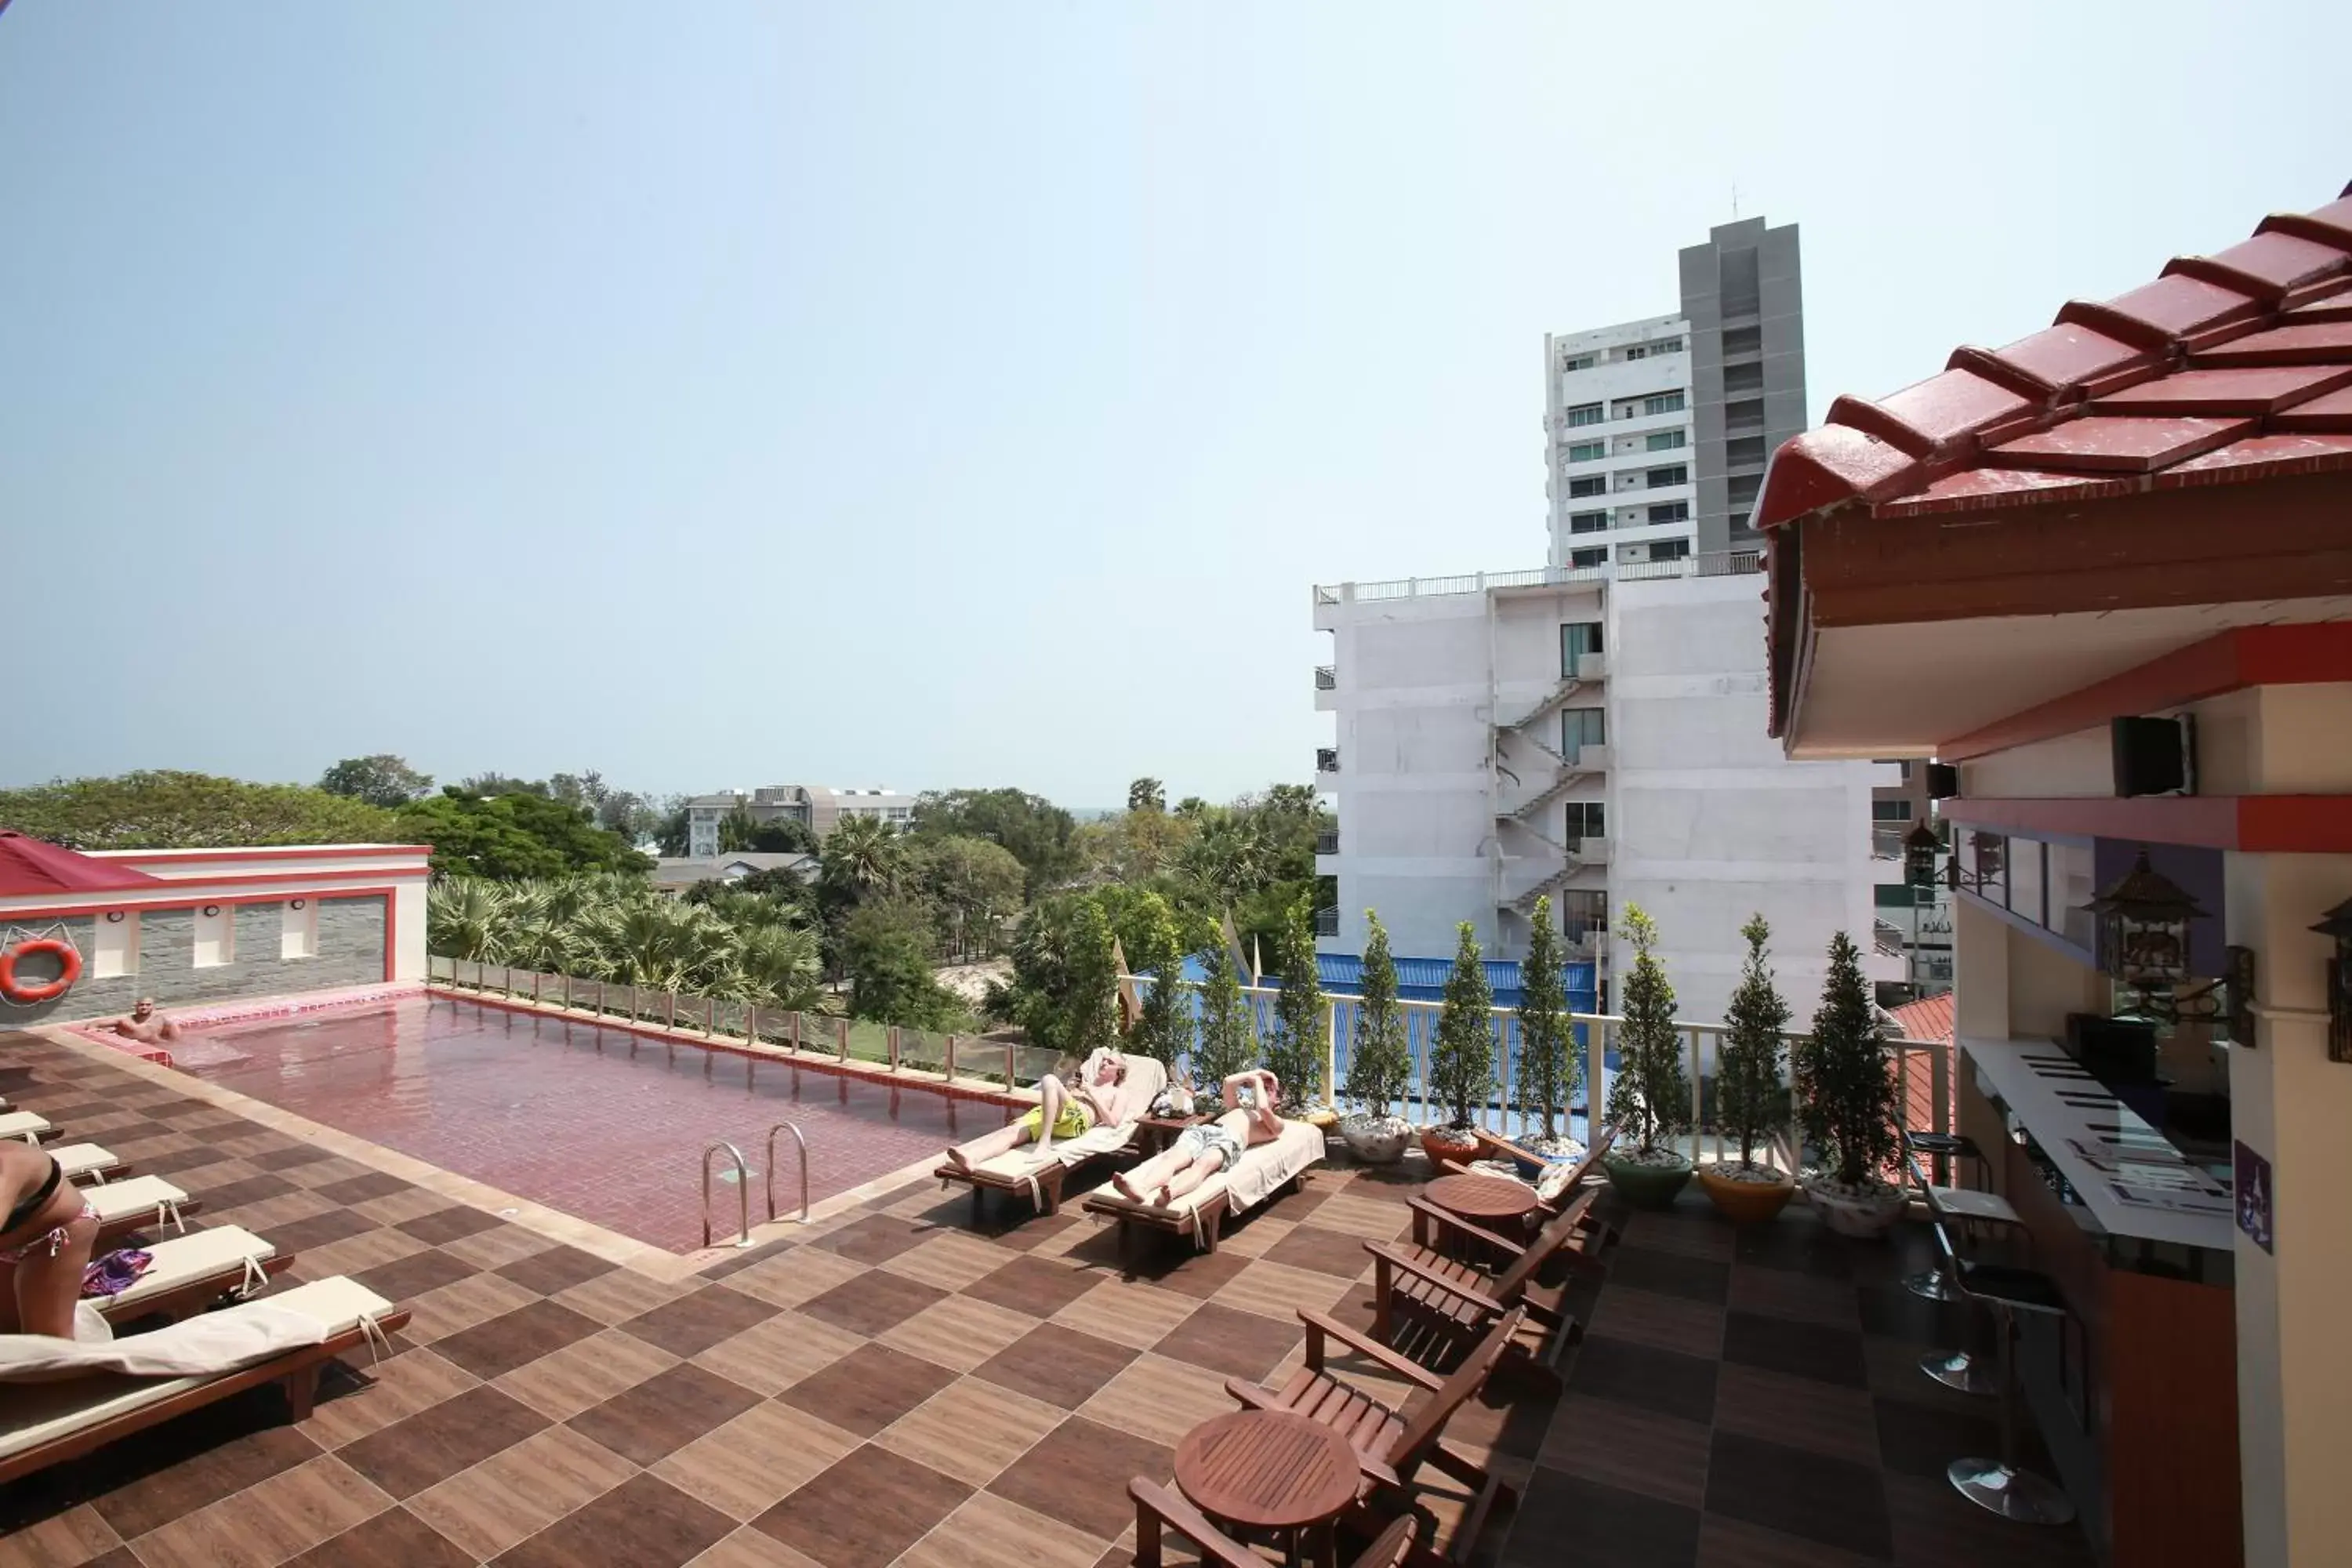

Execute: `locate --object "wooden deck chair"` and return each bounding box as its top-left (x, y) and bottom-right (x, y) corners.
top-left (935, 1054), bottom-right (1170, 1224)
top-left (86, 1176), bottom-right (201, 1245)
top-left (97, 1226), bottom-right (290, 1327)
top-left (1367, 1189), bottom-right (1600, 1391)
top-left (1222, 1307), bottom-right (1528, 1564)
top-left (1428, 1126), bottom-right (1616, 1238)
top-left (1129, 1477), bottom-right (1418, 1568)
top-left (0, 1276), bottom-right (410, 1485)
top-left (51, 1144), bottom-right (130, 1185)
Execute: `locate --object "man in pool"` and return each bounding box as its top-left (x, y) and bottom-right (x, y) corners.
top-left (944, 1047), bottom-right (1150, 1171)
top-left (110, 998), bottom-right (182, 1045)
top-left (1110, 1069), bottom-right (1284, 1207)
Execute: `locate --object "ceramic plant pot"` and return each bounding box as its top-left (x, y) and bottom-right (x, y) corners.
top-left (1339, 1114), bottom-right (1413, 1164)
top-left (1419, 1126), bottom-right (1481, 1167)
top-left (1601, 1149), bottom-right (1694, 1210)
top-left (1696, 1161), bottom-right (1796, 1224)
top-left (1803, 1175), bottom-right (1907, 1239)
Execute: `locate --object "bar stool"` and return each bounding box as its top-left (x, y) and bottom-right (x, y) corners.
top-left (1930, 1225), bottom-right (2076, 1525)
top-left (1904, 1129), bottom-right (1985, 1191)
top-left (1916, 1210), bottom-right (2001, 1396)
top-left (1904, 1156), bottom-right (2023, 1305)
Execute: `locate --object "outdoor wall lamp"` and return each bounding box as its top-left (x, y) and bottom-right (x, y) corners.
top-left (1904, 822), bottom-right (1941, 890)
top-left (2083, 848), bottom-right (2223, 1025)
top-left (2310, 897), bottom-right (2352, 1062)
top-left (201, 905), bottom-right (220, 918)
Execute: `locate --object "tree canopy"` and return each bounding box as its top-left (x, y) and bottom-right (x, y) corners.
top-left (397, 789), bottom-right (652, 880)
top-left (318, 755), bottom-right (435, 808)
top-left (0, 771), bottom-right (405, 849)
top-left (910, 787), bottom-right (1080, 898)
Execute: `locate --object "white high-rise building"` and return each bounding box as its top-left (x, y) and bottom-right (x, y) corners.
top-left (1543, 315), bottom-right (1699, 572)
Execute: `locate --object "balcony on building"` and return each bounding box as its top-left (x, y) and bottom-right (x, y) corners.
top-left (1315, 747), bottom-right (1339, 775)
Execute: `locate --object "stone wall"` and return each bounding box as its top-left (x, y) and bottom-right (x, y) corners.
top-left (0, 895), bottom-right (387, 1025)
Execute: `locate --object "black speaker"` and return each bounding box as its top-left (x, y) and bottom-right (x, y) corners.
top-left (2113, 716), bottom-right (2190, 797)
top-left (1926, 763), bottom-right (1959, 800)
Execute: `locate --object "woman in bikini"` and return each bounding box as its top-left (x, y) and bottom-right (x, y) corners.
top-left (1110, 1069), bottom-right (1283, 1207)
top-left (943, 1047), bottom-right (1146, 1172)
top-left (0, 1139), bottom-right (100, 1338)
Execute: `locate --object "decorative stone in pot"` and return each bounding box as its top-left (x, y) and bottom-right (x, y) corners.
top-left (1418, 1124), bottom-right (1481, 1167)
top-left (1338, 1113), bottom-right (1413, 1164)
top-left (1600, 1146), bottom-right (1693, 1210)
top-left (1696, 1160), bottom-right (1795, 1224)
top-left (1802, 1174), bottom-right (1907, 1238)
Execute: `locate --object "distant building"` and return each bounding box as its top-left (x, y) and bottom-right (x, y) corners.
top-left (651, 852), bottom-right (818, 898)
top-left (684, 786), bottom-right (916, 857)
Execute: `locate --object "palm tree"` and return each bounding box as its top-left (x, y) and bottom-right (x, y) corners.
top-left (821, 815), bottom-right (906, 898)
top-left (427, 879), bottom-right (508, 961)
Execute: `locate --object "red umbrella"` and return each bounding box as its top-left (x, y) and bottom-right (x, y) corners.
top-left (0, 832), bottom-right (168, 898)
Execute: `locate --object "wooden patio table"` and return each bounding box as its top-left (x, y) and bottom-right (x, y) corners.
top-left (1173, 1408), bottom-right (1361, 1568)
top-left (1417, 1173), bottom-right (1541, 1254)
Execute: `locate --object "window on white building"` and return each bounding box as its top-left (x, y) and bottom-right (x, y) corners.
top-left (1645, 429), bottom-right (1686, 452)
top-left (1566, 441), bottom-right (1606, 463)
top-left (1649, 538), bottom-right (1691, 561)
top-left (1563, 801), bottom-right (1606, 843)
top-left (1872, 800), bottom-right (1914, 822)
top-left (1650, 336), bottom-right (1683, 354)
top-left (1567, 476), bottom-right (1606, 498)
top-left (1646, 465), bottom-right (1688, 488)
top-left (1560, 623), bottom-right (1602, 673)
top-left (1648, 502), bottom-right (1690, 524)
top-left (1568, 510), bottom-right (1608, 535)
top-left (1561, 708), bottom-right (1606, 756)
top-left (1570, 546), bottom-right (1607, 569)
top-left (1565, 402), bottom-right (1605, 427)
top-left (1561, 354), bottom-right (1595, 372)
top-left (1642, 391), bottom-right (1686, 416)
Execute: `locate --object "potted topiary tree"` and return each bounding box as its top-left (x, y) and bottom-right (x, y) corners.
top-left (1340, 911), bottom-right (1414, 1163)
top-left (1264, 894), bottom-right (1330, 1123)
top-left (1697, 914), bottom-right (1795, 1223)
top-left (1794, 930), bottom-right (1906, 1237)
top-left (1515, 896), bottom-right (1584, 1160)
top-left (1600, 905), bottom-right (1694, 1209)
top-left (1421, 923), bottom-right (1495, 1165)
top-left (1190, 944), bottom-right (1261, 1109)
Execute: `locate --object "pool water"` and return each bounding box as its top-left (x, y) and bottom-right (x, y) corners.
top-left (180, 995), bottom-right (1016, 1250)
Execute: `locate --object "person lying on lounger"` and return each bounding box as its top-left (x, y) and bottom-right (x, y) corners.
top-left (0, 1140), bottom-right (100, 1338)
top-left (944, 1047), bottom-right (1152, 1172)
top-left (110, 998), bottom-right (182, 1045)
top-left (1109, 1069), bottom-right (1284, 1207)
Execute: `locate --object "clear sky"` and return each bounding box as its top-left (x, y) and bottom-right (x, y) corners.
top-left (3, 2), bottom-right (2344, 810)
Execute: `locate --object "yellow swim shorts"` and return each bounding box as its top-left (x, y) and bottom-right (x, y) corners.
top-left (1018, 1100), bottom-right (1094, 1141)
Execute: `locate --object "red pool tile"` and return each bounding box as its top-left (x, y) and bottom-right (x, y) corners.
top-left (179, 996), bottom-right (1017, 1251)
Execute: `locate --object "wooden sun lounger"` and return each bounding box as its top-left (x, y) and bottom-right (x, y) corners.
top-left (934, 1056), bottom-right (1171, 1226)
top-left (1130, 1478), bottom-right (1418, 1568)
top-left (52, 1144), bottom-right (131, 1185)
top-left (98, 1226), bottom-right (290, 1327)
top-left (1367, 1189), bottom-right (1601, 1392)
top-left (0, 1276), bottom-right (410, 1486)
top-left (0, 1112), bottom-right (59, 1145)
top-left (86, 1177), bottom-right (201, 1246)
top-left (1081, 1118), bottom-right (1326, 1259)
top-left (1223, 1307), bottom-right (1528, 1564)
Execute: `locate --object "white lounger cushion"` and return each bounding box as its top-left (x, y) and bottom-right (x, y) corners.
top-left (969, 1054), bottom-right (1171, 1178)
top-left (1096, 1117), bottom-right (1327, 1222)
top-left (0, 1112), bottom-right (53, 1144)
top-left (99, 1226), bottom-right (276, 1316)
top-left (0, 1277), bottom-right (397, 1457)
top-left (83, 1178), bottom-right (191, 1232)
top-left (50, 1145), bottom-right (121, 1183)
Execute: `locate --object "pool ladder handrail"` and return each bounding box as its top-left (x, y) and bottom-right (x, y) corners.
top-left (766, 1121), bottom-right (812, 1226)
top-left (701, 1140), bottom-right (755, 1249)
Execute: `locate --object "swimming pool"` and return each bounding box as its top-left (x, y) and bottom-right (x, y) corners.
top-left (174, 994), bottom-right (1017, 1250)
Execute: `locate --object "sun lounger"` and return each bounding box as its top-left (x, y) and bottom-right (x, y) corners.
top-left (52, 1144), bottom-right (129, 1185)
top-left (1417, 1128), bottom-right (1615, 1247)
top-left (1368, 1187), bottom-right (1599, 1391)
top-left (935, 1054), bottom-right (1171, 1223)
top-left (0, 1112), bottom-right (56, 1145)
top-left (1222, 1306), bottom-right (1528, 1563)
top-left (0, 1276), bottom-right (410, 1485)
top-left (1082, 1116), bottom-right (1327, 1257)
top-left (97, 1225), bottom-right (288, 1327)
top-left (85, 1176), bottom-right (200, 1244)
top-left (1131, 1477), bottom-right (1418, 1568)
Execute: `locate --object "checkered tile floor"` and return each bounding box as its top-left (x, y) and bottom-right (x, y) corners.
top-left (2, 1032), bottom-right (2100, 1567)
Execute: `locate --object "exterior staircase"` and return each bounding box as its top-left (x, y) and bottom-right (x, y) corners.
top-left (1497, 675), bottom-right (1583, 733)
top-left (1500, 739), bottom-right (1598, 822)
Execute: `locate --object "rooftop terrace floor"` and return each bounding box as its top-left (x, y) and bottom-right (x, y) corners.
top-left (1, 1029), bottom-right (2097, 1568)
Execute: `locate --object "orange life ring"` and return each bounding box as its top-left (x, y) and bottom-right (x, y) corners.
top-left (0, 938), bottom-right (82, 1004)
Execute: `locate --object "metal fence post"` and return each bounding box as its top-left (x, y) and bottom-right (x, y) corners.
top-left (666, 992), bottom-right (677, 1030)
top-left (1005, 1041), bottom-right (1017, 1090)
top-left (746, 1004), bottom-right (758, 1046)
top-left (532, 971), bottom-right (542, 1006)
top-left (887, 1025), bottom-right (901, 1073)
top-left (629, 984), bottom-right (638, 1023)
top-left (946, 1033), bottom-right (958, 1081)
top-left (706, 997), bottom-right (717, 1038)
top-left (789, 1012), bottom-right (801, 1051)
top-left (837, 1018), bottom-right (849, 1062)
top-left (1323, 1000), bottom-right (1338, 1112)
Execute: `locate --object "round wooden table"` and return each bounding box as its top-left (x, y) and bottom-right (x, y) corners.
top-left (1174, 1409), bottom-right (1361, 1568)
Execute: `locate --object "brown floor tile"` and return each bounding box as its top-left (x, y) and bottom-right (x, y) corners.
top-left (1294, 1190), bottom-right (1409, 1241)
top-left (1126, 1247), bottom-right (1249, 1301)
top-left (974, 1324), bottom-right (1138, 1410)
top-left (1534, 1394), bottom-right (1711, 1509)
top-left (1730, 1262), bottom-right (1866, 1330)
top-left (568, 1361), bottom-right (767, 1467)
top-left (878, 1229), bottom-right (1014, 1293)
top-left (1853, 1281), bottom-right (1967, 1347)
top-left (1606, 1244), bottom-right (1732, 1305)
top-left (399, 1205), bottom-right (511, 1246)
top-left (1504, 1467), bottom-right (1699, 1568)
top-left (441, 1221), bottom-right (558, 1272)
top-left (1618, 1208), bottom-right (1738, 1263)
top-left (1076, 1352), bottom-right (1243, 1448)
top-left (693, 1308), bottom-right (866, 1396)
top-left (621, 1283), bottom-right (780, 1358)
top-left (653, 1403), bottom-right (864, 1522)
top-left (248, 1145), bottom-right (336, 1174)
top-left (690, 1527), bottom-right (831, 1567)
top-left (1723, 1311), bottom-right (1869, 1389)
top-left (722, 1245), bottom-right (869, 1311)
top-left (964, 1254), bottom-right (1105, 1319)
top-left (351, 1185), bottom-right (458, 1227)
top-left (799, 1267), bottom-right (946, 1336)
top-left (314, 1170), bottom-right (417, 1205)
top-left (1705, 1428), bottom-right (1892, 1560)
top-left (1047, 1273), bottom-right (1203, 1352)
top-left (988, 1416), bottom-right (1172, 1542)
top-left (1714, 1360), bottom-right (1882, 1466)
top-left (1566, 1334), bottom-right (1718, 1426)
top-left (408, 1424), bottom-right (637, 1560)
top-left (753, 1445), bottom-right (974, 1568)
top-left (1863, 1334), bottom-right (1987, 1413)
top-left (555, 1265), bottom-right (696, 1324)
top-left (282, 1504), bottom-right (477, 1567)
top-left (1211, 1213), bottom-right (1297, 1260)
top-left (1210, 1258), bottom-right (1353, 1323)
top-left (190, 1171), bottom-right (300, 1212)
top-left (1696, 1513), bottom-right (1889, 1567)
top-left (1260, 1224), bottom-right (1376, 1278)
top-left (89, 1418), bottom-right (321, 1540)
top-left (302, 1346), bottom-right (481, 1450)
top-left (432, 1298), bottom-right (607, 1382)
top-left (1871, 1393), bottom-right (2014, 1482)
top-left (495, 1328), bottom-right (681, 1422)
top-left (267, 1206), bottom-right (382, 1253)
top-left (978, 1208), bottom-right (1084, 1253)
top-left (778, 1341), bottom-right (961, 1437)
top-left (1586, 1284), bottom-right (1726, 1359)
top-left (296, 1225), bottom-right (434, 1283)
top-left (879, 1293), bottom-right (1044, 1374)
top-left (873, 1377), bottom-right (1067, 1488)
top-left (815, 1211), bottom-right (933, 1265)
top-left (495, 1472), bottom-right (737, 1568)
top-left (128, 1454), bottom-right (393, 1568)
top-left (339, 1384), bottom-right (554, 1499)
top-left (897, 1490), bottom-right (1109, 1568)
top-left (3, 1504), bottom-right (122, 1566)
top-left (1882, 1472), bottom-right (2097, 1568)
top-left (1152, 1301), bottom-right (1305, 1381)
top-left (350, 1245), bottom-right (482, 1305)
top-left (401, 1271), bottom-right (545, 1346)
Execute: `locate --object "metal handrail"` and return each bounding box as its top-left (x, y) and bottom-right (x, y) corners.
top-left (701, 1140), bottom-right (754, 1249)
top-left (766, 1122), bottom-right (812, 1225)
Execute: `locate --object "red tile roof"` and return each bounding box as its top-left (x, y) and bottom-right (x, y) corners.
top-left (1755, 183), bottom-right (2352, 532)
top-left (1886, 991), bottom-right (1955, 1045)
top-left (0, 833), bottom-right (167, 898)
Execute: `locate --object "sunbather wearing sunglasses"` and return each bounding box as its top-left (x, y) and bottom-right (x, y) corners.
top-left (1110, 1069), bottom-right (1283, 1207)
top-left (0, 1141), bottom-right (100, 1338)
top-left (943, 1047), bottom-right (1149, 1173)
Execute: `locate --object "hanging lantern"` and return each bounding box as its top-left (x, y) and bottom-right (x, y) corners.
top-left (1904, 822), bottom-right (1941, 890)
top-left (2084, 848), bottom-right (2206, 1014)
top-left (2311, 897), bottom-right (2352, 1063)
